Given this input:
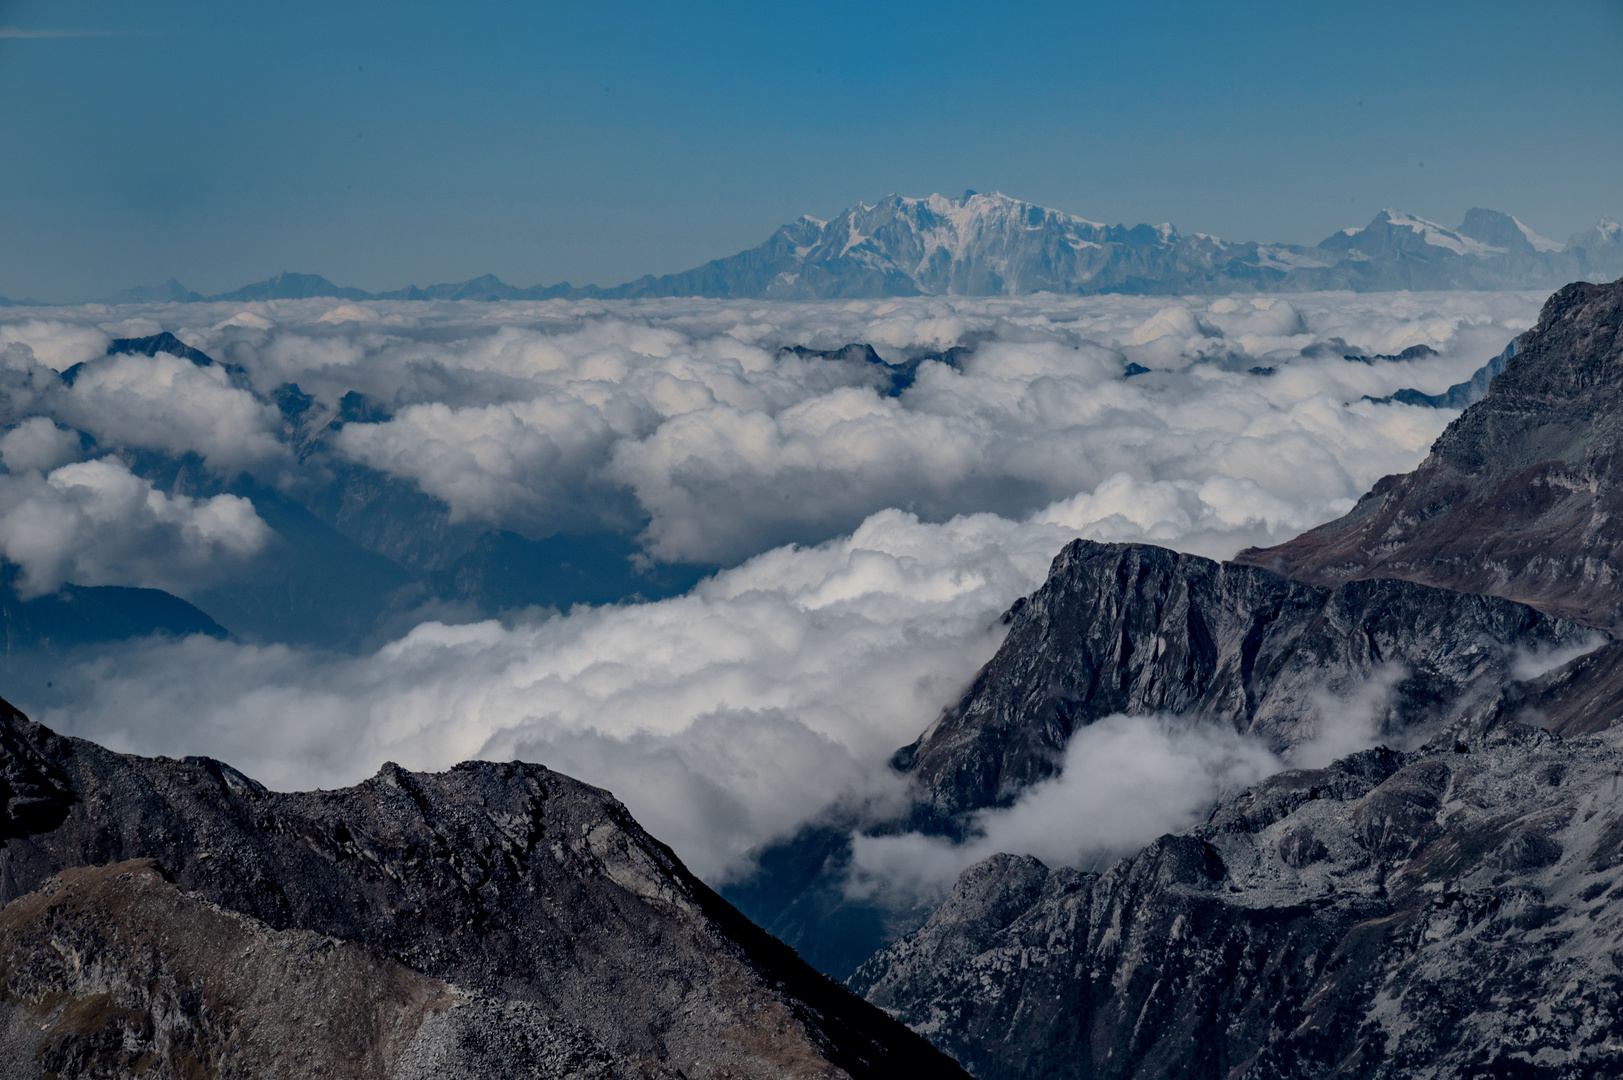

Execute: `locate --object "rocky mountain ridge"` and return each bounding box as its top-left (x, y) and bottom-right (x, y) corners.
top-left (1236, 278), bottom-right (1623, 628)
top-left (895, 538), bottom-right (1591, 827)
top-left (833, 276), bottom-right (1623, 1076)
top-left (0, 699), bottom-right (966, 1079)
top-left (854, 704), bottom-right (1623, 1079)
top-left (725, 537), bottom-right (1598, 983)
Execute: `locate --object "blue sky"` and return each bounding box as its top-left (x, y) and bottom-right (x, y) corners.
top-left (2, 0), bottom-right (1621, 300)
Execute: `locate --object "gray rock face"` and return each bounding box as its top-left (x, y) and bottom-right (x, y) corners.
top-left (844, 277), bottom-right (1623, 1078)
top-left (835, 276), bottom-right (1623, 1077)
top-left (0, 700), bottom-right (966, 1079)
top-left (895, 538), bottom-right (1590, 826)
top-left (1236, 278), bottom-right (1623, 628)
top-left (854, 709), bottom-right (1623, 1079)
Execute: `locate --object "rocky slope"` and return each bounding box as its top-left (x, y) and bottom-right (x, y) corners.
top-left (725, 536), bottom-right (1595, 982)
top-left (1236, 278), bottom-right (1623, 629)
top-left (0, 699), bottom-right (966, 1079)
top-left (894, 538), bottom-right (1591, 827)
top-left (836, 278), bottom-right (1623, 1077)
top-left (854, 694), bottom-right (1623, 1079)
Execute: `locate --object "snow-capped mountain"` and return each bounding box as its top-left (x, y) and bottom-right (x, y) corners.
top-left (1303, 206), bottom-right (1597, 289)
top-left (95, 193), bottom-right (1623, 306)
top-left (1321, 207), bottom-right (1511, 259)
top-left (1568, 215), bottom-right (1623, 278)
top-left (1458, 207), bottom-right (1565, 253)
top-left (601, 191), bottom-right (1316, 299)
top-left (597, 194), bottom-right (1619, 298)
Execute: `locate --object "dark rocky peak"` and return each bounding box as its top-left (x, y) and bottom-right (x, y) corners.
top-left (1343, 343), bottom-right (1438, 363)
top-left (107, 331), bottom-right (216, 367)
top-left (893, 538), bottom-right (1590, 826)
top-left (855, 706), bottom-right (1623, 1079)
top-left (272, 380), bottom-right (318, 422)
top-left (0, 559), bottom-right (228, 659)
top-left (335, 388), bottom-right (395, 425)
top-left (0, 698), bottom-right (966, 1079)
top-left (777, 342), bottom-right (969, 397)
top-left (59, 332), bottom-right (255, 394)
top-left (779, 342), bottom-right (885, 366)
top-left (1235, 277), bottom-right (1623, 627)
top-left (60, 331), bottom-right (220, 387)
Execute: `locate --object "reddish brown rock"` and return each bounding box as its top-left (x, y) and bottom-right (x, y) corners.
top-left (1236, 279), bottom-right (1623, 629)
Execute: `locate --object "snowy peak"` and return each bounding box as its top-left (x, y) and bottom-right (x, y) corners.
top-left (97, 195), bottom-right (1623, 306)
top-left (730, 190), bottom-right (1203, 298)
top-left (1321, 208), bottom-right (1504, 258)
top-left (1516, 217), bottom-right (1565, 252)
top-left (1570, 215), bottom-right (1623, 249)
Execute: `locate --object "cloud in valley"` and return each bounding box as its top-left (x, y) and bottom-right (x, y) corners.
top-left (0, 457), bottom-right (270, 597)
top-left (846, 714), bottom-right (1284, 904)
top-left (36, 509), bottom-right (1073, 879)
top-left (0, 289), bottom-right (1551, 883)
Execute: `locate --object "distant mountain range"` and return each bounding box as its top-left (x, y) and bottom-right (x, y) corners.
top-left (8, 192), bottom-right (1620, 308)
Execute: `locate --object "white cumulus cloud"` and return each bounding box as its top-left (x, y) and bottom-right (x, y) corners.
top-left (56, 353), bottom-right (285, 470)
top-left (0, 288), bottom-right (1554, 886)
top-left (0, 457), bottom-right (271, 597)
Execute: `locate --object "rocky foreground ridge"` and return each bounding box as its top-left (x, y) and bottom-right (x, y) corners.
top-left (0, 700), bottom-right (965, 1079)
top-left (838, 278), bottom-right (1623, 1076)
top-left (857, 709), bottom-right (1623, 1079)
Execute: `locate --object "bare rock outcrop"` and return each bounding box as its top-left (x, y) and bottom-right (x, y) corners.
top-left (0, 699), bottom-right (966, 1079)
top-left (856, 711), bottom-right (1623, 1079)
top-left (894, 538), bottom-right (1590, 825)
top-left (1236, 278), bottom-right (1623, 628)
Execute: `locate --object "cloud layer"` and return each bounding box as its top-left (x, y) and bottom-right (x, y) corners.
top-left (38, 509), bottom-right (1072, 879)
top-left (1, 289), bottom-right (1549, 883)
top-left (12, 290), bottom-right (1538, 564)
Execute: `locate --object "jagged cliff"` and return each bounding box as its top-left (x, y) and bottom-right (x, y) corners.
top-left (894, 539), bottom-right (1590, 826)
top-left (855, 700), bottom-right (1623, 1079)
top-left (1236, 278), bottom-right (1623, 629)
top-left (844, 279), bottom-right (1623, 1078)
top-left (0, 700), bottom-right (966, 1080)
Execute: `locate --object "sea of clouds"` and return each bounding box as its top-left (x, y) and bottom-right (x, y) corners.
top-left (0, 289), bottom-right (1549, 885)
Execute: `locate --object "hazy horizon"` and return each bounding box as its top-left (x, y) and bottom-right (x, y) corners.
top-left (3, 0), bottom-right (1621, 301)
